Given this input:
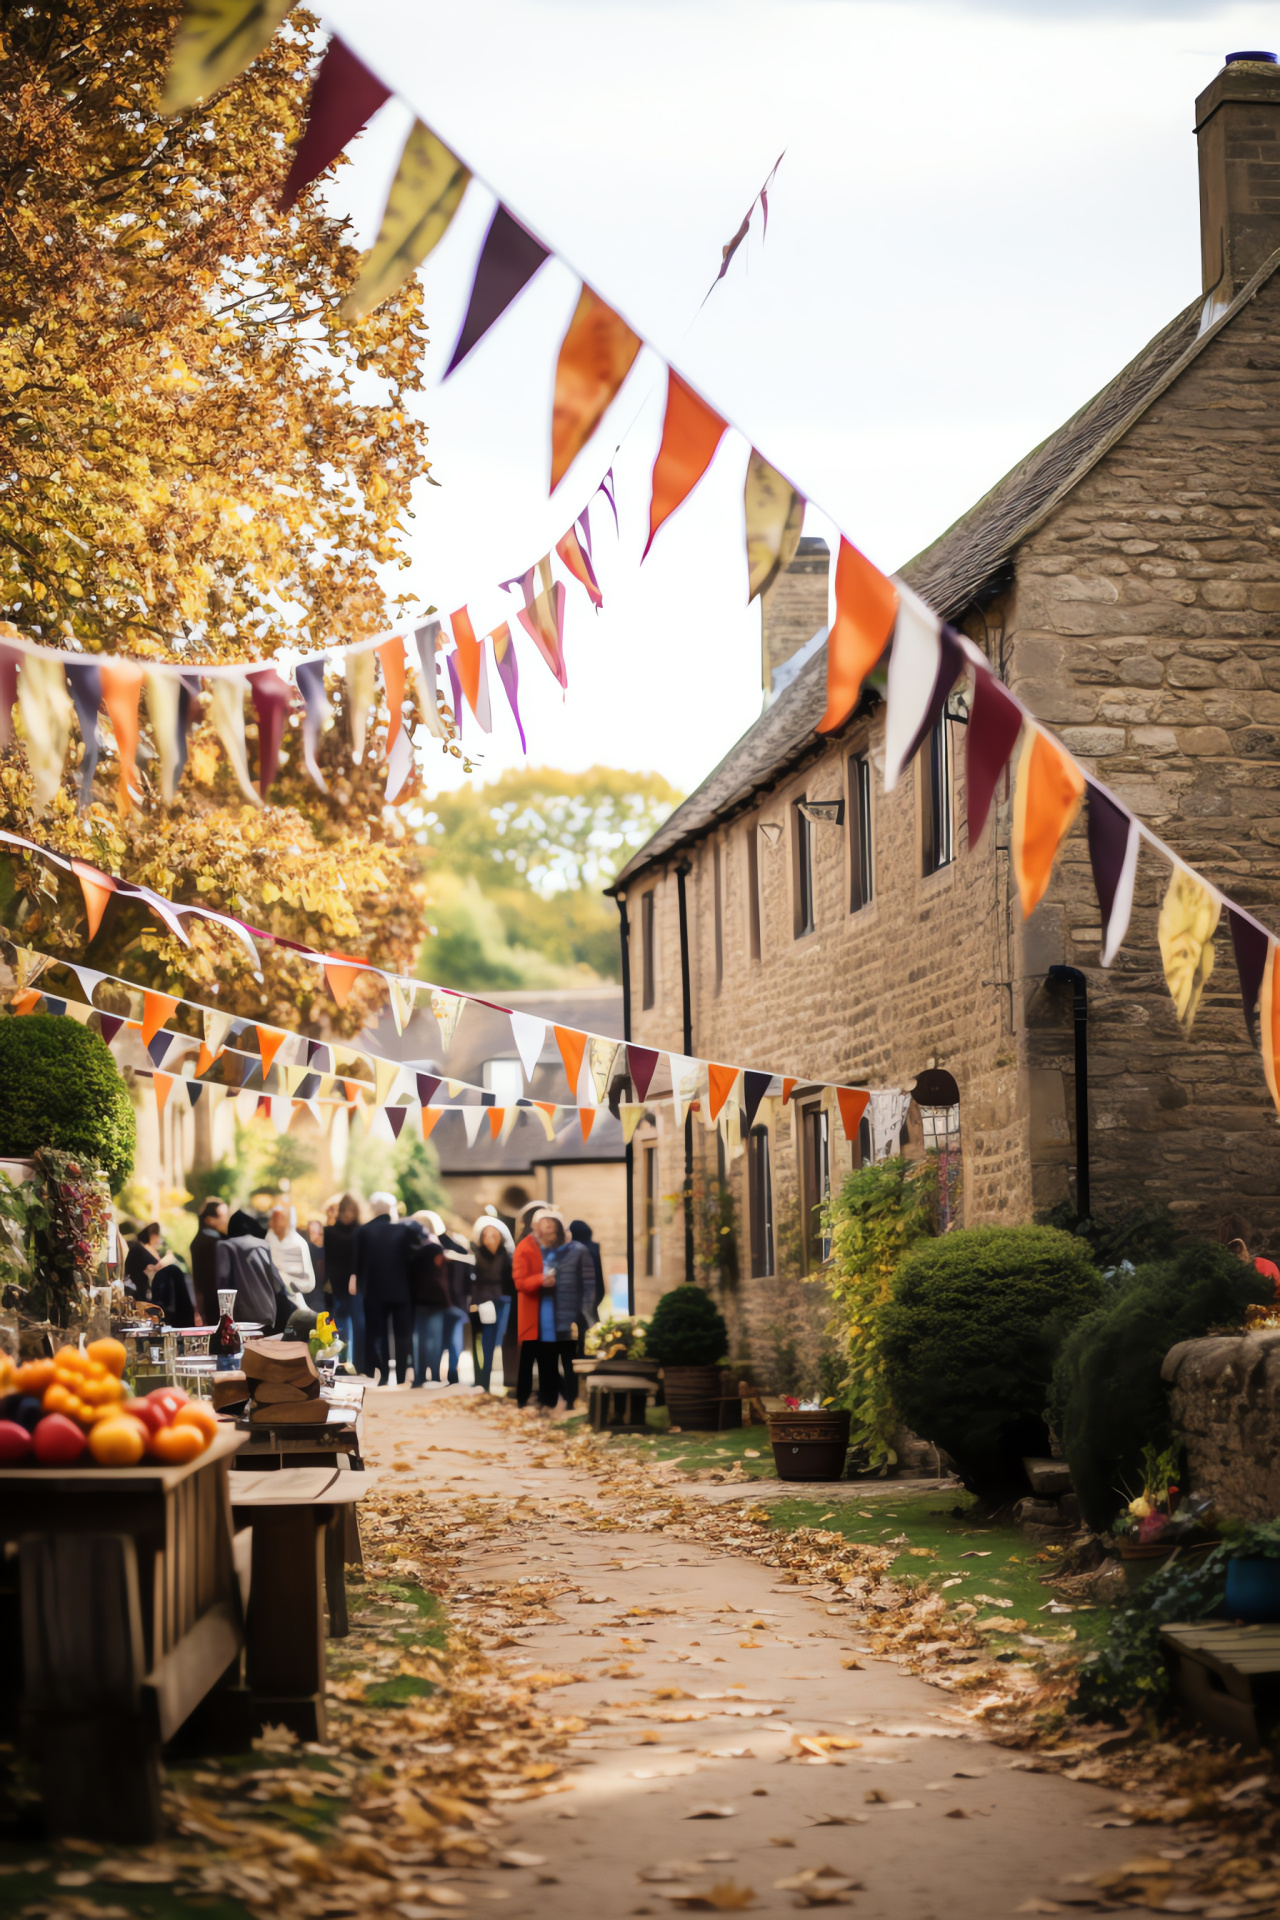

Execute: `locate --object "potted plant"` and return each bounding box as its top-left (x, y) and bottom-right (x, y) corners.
top-left (1111, 1443), bottom-right (1217, 1590)
top-left (767, 1396), bottom-right (854, 1481)
top-left (582, 1313), bottom-right (656, 1376)
top-left (645, 1286), bottom-right (729, 1430)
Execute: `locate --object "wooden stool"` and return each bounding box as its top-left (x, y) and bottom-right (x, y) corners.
top-left (1160, 1621), bottom-right (1280, 1751)
top-left (587, 1373), bottom-right (652, 1432)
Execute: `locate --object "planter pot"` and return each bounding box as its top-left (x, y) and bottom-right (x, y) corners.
top-left (586, 1356), bottom-right (659, 1378)
top-left (1117, 1537), bottom-right (1216, 1593)
top-left (1225, 1557), bottom-right (1280, 1624)
top-left (661, 1364), bottom-right (722, 1431)
top-left (768, 1408), bottom-right (853, 1482)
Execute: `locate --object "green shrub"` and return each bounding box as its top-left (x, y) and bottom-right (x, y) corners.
top-left (645, 1284), bottom-right (729, 1367)
top-left (879, 1226), bottom-right (1105, 1504)
top-left (0, 1015), bottom-right (135, 1192)
top-left (1048, 1242), bottom-right (1269, 1531)
top-left (818, 1157), bottom-right (935, 1468)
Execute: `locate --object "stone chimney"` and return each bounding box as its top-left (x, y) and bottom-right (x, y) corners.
top-left (1196, 51), bottom-right (1280, 319)
top-left (760, 536), bottom-right (829, 699)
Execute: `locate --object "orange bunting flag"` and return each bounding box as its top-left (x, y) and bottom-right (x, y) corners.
top-left (554, 1024), bottom-right (587, 1098)
top-left (376, 638), bottom-right (405, 751)
top-left (100, 661), bottom-right (145, 813)
top-left (579, 1106), bottom-right (596, 1143)
top-left (550, 286), bottom-right (641, 491)
top-left (1260, 941), bottom-right (1280, 1116)
top-left (816, 539), bottom-right (899, 735)
top-left (487, 1107), bottom-right (505, 1140)
top-left (325, 958), bottom-right (363, 1008)
top-left (420, 1105), bottom-right (443, 1141)
top-left (141, 991), bottom-right (177, 1048)
top-left (555, 524), bottom-right (602, 609)
top-left (836, 1086), bottom-right (870, 1142)
top-left (450, 606), bottom-right (490, 728)
top-left (153, 1071), bottom-right (172, 1118)
top-left (256, 1026), bottom-right (285, 1079)
top-left (707, 1063), bottom-right (738, 1123)
top-left (1012, 728), bottom-right (1086, 919)
top-left (781, 1077), bottom-right (797, 1105)
top-left (342, 1079), bottom-right (364, 1107)
top-left (71, 861), bottom-right (116, 941)
top-left (195, 1042), bottom-right (223, 1077)
top-left (644, 370), bottom-right (728, 559)
top-left (11, 989), bottom-right (42, 1015)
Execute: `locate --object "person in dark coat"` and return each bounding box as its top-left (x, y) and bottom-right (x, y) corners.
top-left (468, 1215), bottom-right (514, 1393)
top-left (406, 1213), bottom-right (450, 1385)
top-left (228, 1204), bottom-right (267, 1239)
top-left (324, 1192), bottom-right (365, 1373)
top-left (356, 1194), bottom-right (424, 1385)
top-left (190, 1198), bottom-right (228, 1323)
top-left (124, 1222), bottom-right (165, 1302)
top-left (568, 1219), bottom-right (605, 1340)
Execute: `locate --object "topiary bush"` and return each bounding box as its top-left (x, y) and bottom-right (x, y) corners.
top-left (0, 1015), bottom-right (136, 1192)
top-left (879, 1225), bottom-right (1105, 1506)
top-left (645, 1283), bottom-right (729, 1367)
top-left (1048, 1241), bottom-right (1270, 1531)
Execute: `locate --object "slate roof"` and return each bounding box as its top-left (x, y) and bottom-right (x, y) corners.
top-left (612, 252), bottom-right (1280, 888)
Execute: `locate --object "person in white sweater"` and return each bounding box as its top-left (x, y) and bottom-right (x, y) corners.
top-left (267, 1205), bottom-right (317, 1310)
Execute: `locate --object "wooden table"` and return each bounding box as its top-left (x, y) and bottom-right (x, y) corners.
top-left (1161, 1620), bottom-right (1280, 1750)
top-left (229, 1466), bottom-right (378, 1740)
top-left (0, 1427), bottom-right (247, 1840)
top-left (232, 1386), bottom-right (366, 1470)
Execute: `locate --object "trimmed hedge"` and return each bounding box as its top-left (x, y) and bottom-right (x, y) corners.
top-left (645, 1283), bottom-right (729, 1367)
top-left (879, 1225), bottom-right (1105, 1503)
top-left (0, 1015), bottom-right (136, 1192)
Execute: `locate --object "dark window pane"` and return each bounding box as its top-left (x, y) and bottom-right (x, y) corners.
top-left (748, 1126), bottom-right (774, 1277)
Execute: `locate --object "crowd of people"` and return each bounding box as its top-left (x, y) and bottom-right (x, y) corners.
top-left (119, 1190), bottom-right (607, 1411)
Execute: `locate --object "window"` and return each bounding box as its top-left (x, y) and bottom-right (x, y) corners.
top-left (747, 1126), bottom-right (774, 1277)
top-left (921, 716), bottom-right (954, 875)
top-left (713, 839), bottom-right (724, 995)
top-left (800, 1101), bottom-right (831, 1269)
top-left (640, 889), bottom-right (656, 1009)
top-left (793, 799), bottom-right (815, 938)
top-left (483, 1058), bottom-right (524, 1105)
top-left (643, 1141), bottom-right (660, 1277)
top-left (848, 752), bottom-right (873, 911)
top-left (746, 822), bottom-right (762, 961)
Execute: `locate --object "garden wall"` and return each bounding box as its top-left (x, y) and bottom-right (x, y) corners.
top-left (1162, 1330), bottom-right (1280, 1522)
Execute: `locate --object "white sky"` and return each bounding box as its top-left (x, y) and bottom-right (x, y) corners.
top-left (318, 0), bottom-right (1269, 797)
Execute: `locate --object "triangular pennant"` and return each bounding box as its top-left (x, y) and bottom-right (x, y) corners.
top-left (235, 1086), bottom-right (259, 1124)
top-left (342, 1078), bottom-right (364, 1108)
top-left (99, 661), bottom-right (144, 813)
top-left (61, 1000), bottom-right (94, 1026)
top-left (487, 1107), bottom-right (505, 1140)
top-left (447, 1079), bottom-right (464, 1098)
top-left (628, 1045), bottom-right (660, 1102)
top-left (416, 1072), bottom-right (442, 1107)
top-left (1261, 941), bottom-right (1280, 1116)
top-left (41, 996), bottom-right (66, 1019)
top-left (781, 1077), bottom-right (798, 1105)
top-left (555, 524), bottom-right (603, 609)
top-left (431, 988), bottom-right (465, 1052)
top-left (325, 957), bottom-right (364, 1008)
top-left (151, 672), bottom-right (184, 804)
top-left (411, 621), bottom-right (449, 741)
top-left (249, 667), bottom-right (293, 799)
top-left (65, 662), bottom-right (103, 811)
top-left (9, 989), bottom-right (42, 1016)
top-left (1158, 865), bottom-right (1220, 1032)
top-left (882, 591), bottom-right (958, 792)
top-left (742, 1070), bottom-right (772, 1133)
top-left (1229, 907), bottom-right (1270, 1047)
top-left (0, 641), bottom-right (17, 749)
top-left (461, 1106), bottom-right (486, 1148)
top-left (836, 1087), bottom-right (870, 1143)
top-left (294, 657), bottom-right (330, 794)
top-left (342, 119), bottom-right (471, 323)
top-left (270, 1094), bottom-right (292, 1134)
top-left (1011, 728), bottom-right (1085, 919)
top-left (744, 451), bottom-right (804, 603)
top-left (554, 1025), bottom-right (588, 1098)
top-left (256, 1026), bottom-right (285, 1079)
top-left (387, 975), bottom-right (416, 1036)
top-left (588, 1035), bottom-right (619, 1105)
top-left (282, 35), bottom-right (391, 208)
top-left (1087, 784), bottom-right (1140, 967)
top-left (148, 1032), bottom-right (174, 1067)
top-left (445, 651), bottom-right (463, 735)
top-left (71, 861), bottom-right (116, 942)
top-left (162, 0), bottom-right (294, 111)
top-left (620, 1103), bottom-right (646, 1145)
top-left (377, 638), bottom-right (413, 800)
top-left (816, 538), bottom-right (899, 736)
top-left (307, 1040), bottom-right (333, 1073)
top-left (550, 285), bottom-right (642, 491)
top-left (446, 202), bottom-right (550, 375)
top-left (196, 1042), bottom-right (223, 1077)
top-left (490, 623), bottom-right (526, 751)
top-left (386, 1105), bottom-right (408, 1140)
top-left (510, 1011), bottom-right (546, 1081)
top-left (69, 964), bottom-right (108, 1005)
top-left (966, 662), bottom-right (1023, 849)
top-left (516, 579), bottom-right (568, 689)
top-left (153, 1071), bottom-right (172, 1119)
top-left (141, 991), bottom-right (178, 1048)
top-left (203, 1008), bottom-right (232, 1053)
top-left (346, 646), bottom-right (376, 763)
top-left (420, 1105), bottom-right (443, 1142)
top-left (209, 676), bottom-right (263, 808)
top-left (532, 1102), bottom-right (558, 1142)
top-left (97, 1013), bottom-right (124, 1046)
top-left (669, 1054), bottom-right (701, 1128)
top-left (707, 1063), bottom-right (738, 1123)
top-left (14, 658), bottom-right (71, 816)
top-left (643, 369), bottom-right (728, 558)
top-left (186, 1077), bottom-right (204, 1108)
top-left (450, 608), bottom-right (492, 732)
top-left (579, 1107), bottom-right (596, 1143)
top-left (374, 1057), bottom-right (401, 1106)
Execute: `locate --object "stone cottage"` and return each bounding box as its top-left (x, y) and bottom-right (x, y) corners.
top-left (609, 52), bottom-right (1280, 1373)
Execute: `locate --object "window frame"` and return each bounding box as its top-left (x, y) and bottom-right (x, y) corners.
top-left (847, 750), bottom-right (874, 912)
top-left (747, 1124), bottom-right (775, 1278)
top-left (642, 1139), bottom-right (660, 1277)
top-left (792, 798), bottom-right (815, 939)
top-left (921, 716), bottom-right (955, 876)
top-left (640, 888), bottom-right (656, 1009)
top-left (799, 1098), bottom-right (832, 1271)
top-left (483, 1058), bottom-right (525, 1105)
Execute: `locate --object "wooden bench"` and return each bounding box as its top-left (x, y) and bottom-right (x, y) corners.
top-left (585, 1373), bottom-right (654, 1432)
top-left (1160, 1620), bottom-right (1280, 1750)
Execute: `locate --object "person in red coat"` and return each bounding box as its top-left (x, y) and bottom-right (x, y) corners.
top-left (512, 1215), bottom-right (555, 1410)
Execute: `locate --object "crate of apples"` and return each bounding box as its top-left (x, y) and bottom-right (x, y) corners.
top-left (0, 1342), bottom-right (218, 1467)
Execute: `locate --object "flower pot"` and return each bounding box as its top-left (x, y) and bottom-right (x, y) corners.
top-left (1117, 1538), bottom-right (1216, 1593)
top-left (661, 1364), bottom-right (723, 1430)
top-left (767, 1408), bottom-right (852, 1482)
top-left (1225, 1557), bottom-right (1280, 1624)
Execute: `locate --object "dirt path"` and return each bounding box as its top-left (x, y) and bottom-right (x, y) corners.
top-left (358, 1388), bottom-right (1148, 1920)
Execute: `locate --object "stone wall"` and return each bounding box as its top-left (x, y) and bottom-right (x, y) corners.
top-left (1163, 1331), bottom-right (1280, 1520)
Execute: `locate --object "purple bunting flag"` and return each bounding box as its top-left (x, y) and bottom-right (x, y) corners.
top-left (445, 651), bottom-right (463, 736)
top-left (281, 37), bottom-right (391, 209)
top-left (98, 1013), bottom-right (124, 1046)
top-left (1229, 906), bottom-right (1270, 1046)
top-left (386, 1106), bottom-right (407, 1139)
top-left (249, 668), bottom-right (292, 799)
top-left (64, 662), bottom-right (103, 810)
top-left (742, 1069), bottom-right (772, 1133)
top-left (148, 1032), bottom-right (174, 1067)
top-left (295, 658), bottom-right (329, 794)
top-left (628, 1044), bottom-right (659, 1102)
top-left (966, 662), bottom-right (1023, 849)
top-left (445, 204), bottom-right (550, 377)
top-left (492, 623), bottom-right (526, 752)
top-left (416, 1072), bottom-right (441, 1106)
top-left (1086, 783), bottom-right (1140, 966)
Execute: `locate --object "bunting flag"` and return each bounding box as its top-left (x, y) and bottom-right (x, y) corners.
top-left (1011, 728), bottom-right (1085, 919)
top-left (555, 1024), bottom-right (588, 1097)
top-left (377, 637), bottom-right (413, 798)
top-left (65, 663), bottom-right (102, 810)
top-left (966, 662), bottom-right (1023, 849)
top-left (869, 1088), bottom-right (911, 1162)
top-left (0, 638), bottom-right (18, 746)
top-left (386, 1105), bottom-right (408, 1140)
top-left (1158, 866), bottom-right (1220, 1031)
top-left (249, 667), bottom-right (292, 799)
top-left (294, 657), bottom-right (330, 793)
top-left (1260, 940), bottom-right (1280, 1116)
top-left (531, 1102), bottom-right (558, 1142)
top-left (416, 1071), bottom-right (442, 1106)
top-left (781, 1077), bottom-right (797, 1105)
top-left (341, 119), bottom-right (470, 323)
top-left (99, 661), bottom-right (145, 813)
top-left (145, 669), bottom-right (181, 804)
top-left (550, 286), bottom-right (642, 491)
top-left (620, 1103), bottom-right (646, 1145)
top-left (450, 609), bottom-right (492, 733)
top-left (72, 861), bottom-right (115, 942)
top-left (1087, 784), bottom-right (1140, 967)
top-left (141, 991), bottom-right (177, 1048)
top-left (643, 371), bottom-right (728, 559)
top-left (588, 1035), bottom-right (619, 1105)
top-left (707, 1063), bottom-right (738, 1123)
top-left (346, 647), bottom-right (375, 764)
top-left (412, 621), bottom-right (449, 742)
top-left (162, 0), bottom-right (295, 111)
top-left (669, 1054), bottom-right (701, 1127)
top-left (209, 675), bottom-right (262, 807)
top-left (281, 36), bottom-right (391, 208)
top-left (836, 1086), bottom-right (870, 1142)
top-left (628, 1045), bottom-right (659, 1102)
top-left (1229, 907), bottom-right (1269, 1047)
top-left (420, 1105), bottom-right (443, 1142)
top-left (555, 525), bottom-right (603, 609)
top-left (744, 452), bottom-right (804, 604)
top-left (579, 1107), bottom-right (596, 1143)
top-left (487, 1107), bottom-right (505, 1141)
top-left (257, 1025), bottom-right (286, 1079)
top-left (18, 655), bottom-right (73, 814)
top-left (445, 652), bottom-right (463, 734)
top-left (461, 1106), bottom-right (486, 1148)
top-left (446, 203), bottom-right (550, 375)
top-left (373, 1056), bottom-right (402, 1106)
top-left (325, 957), bottom-right (362, 1009)
top-left (431, 988), bottom-right (465, 1052)
top-left (98, 1013), bottom-right (124, 1046)
top-left (10, 989), bottom-right (42, 1016)
top-left (153, 1070), bottom-right (173, 1119)
top-left (387, 975), bottom-right (416, 1036)
top-left (742, 1069), bottom-right (772, 1133)
top-left (816, 540), bottom-right (899, 736)
top-left (882, 595), bottom-right (963, 793)
top-left (491, 624), bottom-right (525, 752)
top-left (148, 1032), bottom-right (175, 1067)
top-left (196, 1041), bottom-right (223, 1077)
top-left (509, 1011), bottom-right (546, 1080)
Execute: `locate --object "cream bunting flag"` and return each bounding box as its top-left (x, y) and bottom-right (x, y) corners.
top-left (270, 1094), bottom-right (292, 1134)
top-left (387, 975), bottom-right (417, 1036)
top-left (1158, 864), bottom-right (1220, 1031)
top-left (17, 655), bottom-right (72, 813)
top-left (1260, 940), bottom-right (1280, 1115)
top-left (431, 989), bottom-right (465, 1053)
top-left (209, 677), bottom-right (262, 808)
top-left (669, 1053), bottom-right (701, 1128)
top-left (146, 670), bottom-right (182, 804)
top-left (203, 1008), bottom-right (232, 1054)
top-left (509, 1010), bottom-right (546, 1080)
top-left (531, 1103), bottom-right (558, 1142)
top-left (620, 1103), bottom-right (647, 1145)
top-left (346, 647), bottom-right (376, 764)
top-left (461, 1106), bottom-right (486, 1148)
top-left (374, 1056), bottom-right (402, 1106)
top-left (588, 1036), bottom-right (619, 1106)
top-left (498, 1106), bottom-right (520, 1145)
top-left (236, 1086), bottom-right (259, 1124)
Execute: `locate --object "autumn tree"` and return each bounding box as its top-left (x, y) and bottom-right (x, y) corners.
top-left (0, 1), bottom-right (449, 1031)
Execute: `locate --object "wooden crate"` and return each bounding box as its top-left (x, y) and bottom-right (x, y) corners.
top-left (1160, 1620), bottom-right (1280, 1751)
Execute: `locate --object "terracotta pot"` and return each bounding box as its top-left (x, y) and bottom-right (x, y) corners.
top-left (768, 1408), bottom-right (852, 1482)
top-left (661, 1363), bottom-right (722, 1430)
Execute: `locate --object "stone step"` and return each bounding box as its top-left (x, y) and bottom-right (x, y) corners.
top-left (1023, 1456), bottom-right (1074, 1496)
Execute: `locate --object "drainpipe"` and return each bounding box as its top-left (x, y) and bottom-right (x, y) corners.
top-left (675, 858), bottom-right (695, 1285)
top-left (616, 892), bottom-right (636, 1316)
top-left (1048, 964), bottom-right (1090, 1223)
